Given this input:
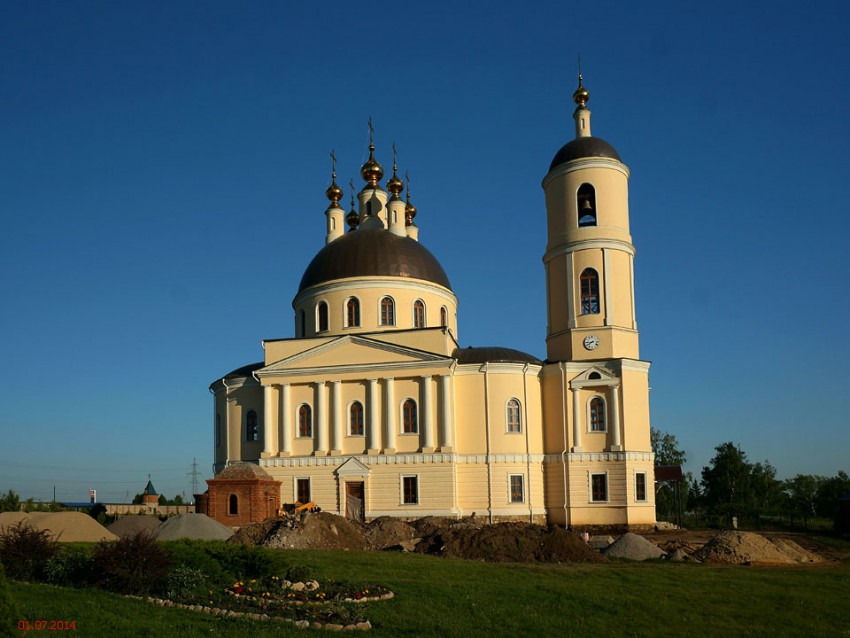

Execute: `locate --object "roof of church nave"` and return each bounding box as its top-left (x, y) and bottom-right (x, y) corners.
top-left (452, 346), bottom-right (542, 366)
top-left (298, 227), bottom-right (452, 294)
top-left (214, 461), bottom-right (274, 480)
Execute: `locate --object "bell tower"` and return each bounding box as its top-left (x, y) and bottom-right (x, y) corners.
top-left (542, 74), bottom-right (639, 362)
top-left (540, 73), bottom-right (655, 528)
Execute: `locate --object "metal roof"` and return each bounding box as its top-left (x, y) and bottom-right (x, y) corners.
top-left (549, 136), bottom-right (621, 172)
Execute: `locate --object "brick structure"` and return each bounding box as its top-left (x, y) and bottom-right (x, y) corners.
top-left (199, 462), bottom-right (281, 527)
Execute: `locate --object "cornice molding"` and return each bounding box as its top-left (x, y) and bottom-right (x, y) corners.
top-left (294, 277), bottom-right (458, 308)
top-left (543, 238), bottom-right (635, 264)
top-left (542, 157), bottom-right (630, 189)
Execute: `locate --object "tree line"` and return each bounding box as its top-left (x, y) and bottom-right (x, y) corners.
top-left (652, 428), bottom-right (850, 530)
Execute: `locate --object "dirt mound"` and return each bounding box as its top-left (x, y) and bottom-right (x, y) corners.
top-left (364, 517), bottom-right (418, 550)
top-left (153, 514), bottom-right (233, 541)
top-left (108, 516), bottom-right (162, 538)
top-left (262, 512), bottom-right (366, 550)
top-left (415, 522), bottom-right (603, 563)
top-left (693, 531), bottom-right (822, 565)
top-left (2, 512), bottom-right (118, 543)
top-left (603, 532), bottom-right (666, 560)
top-left (229, 517), bottom-right (284, 546)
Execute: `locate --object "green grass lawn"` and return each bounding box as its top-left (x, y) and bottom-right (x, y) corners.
top-left (11, 550), bottom-right (850, 638)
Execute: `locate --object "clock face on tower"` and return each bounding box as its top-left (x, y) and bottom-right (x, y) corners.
top-left (583, 335), bottom-right (600, 350)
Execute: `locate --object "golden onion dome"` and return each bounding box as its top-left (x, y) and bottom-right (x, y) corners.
top-left (361, 142), bottom-right (383, 186)
top-left (346, 209), bottom-right (359, 230)
top-left (573, 73), bottom-right (589, 107)
top-left (387, 172), bottom-right (403, 198)
top-left (326, 180), bottom-right (343, 206)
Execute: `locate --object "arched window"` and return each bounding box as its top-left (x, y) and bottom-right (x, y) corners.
top-left (317, 301), bottom-right (329, 332)
top-left (300, 310), bottom-right (306, 337)
top-left (580, 268), bottom-right (600, 315)
top-left (349, 401), bottom-right (364, 436)
top-left (577, 183), bottom-right (597, 227)
top-left (228, 494), bottom-right (238, 515)
top-left (298, 404), bottom-right (312, 437)
top-left (413, 300), bottom-right (426, 328)
top-left (506, 398), bottom-right (522, 433)
top-left (402, 399), bottom-right (418, 433)
top-left (246, 410), bottom-right (259, 442)
top-left (380, 296), bottom-right (395, 326)
top-left (440, 306), bottom-right (448, 328)
top-left (590, 397), bottom-right (606, 432)
top-left (346, 297), bottom-right (360, 327)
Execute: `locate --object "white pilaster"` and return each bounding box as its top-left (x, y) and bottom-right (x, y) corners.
top-left (439, 374), bottom-right (452, 452)
top-left (422, 375), bottom-right (435, 451)
top-left (315, 382), bottom-right (328, 455)
top-left (262, 384), bottom-right (274, 456)
top-left (566, 252), bottom-right (576, 328)
top-left (571, 387), bottom-right (582, 452)
top-left (609, 384), bottom-right (622, 451)
top-left (603, 247), bottom-right (611, 326)
top-left (331, 380), bottom-right (342, 455)
top-left (367, 378), bottom-right (380, 453)
top-left (280, 384), bottom-right (291, 456)
top-left (384, 378), bottom-right (396, 453)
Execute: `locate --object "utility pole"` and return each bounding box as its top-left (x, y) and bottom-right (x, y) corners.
top-left (188, 458), bottom-right (201, 496)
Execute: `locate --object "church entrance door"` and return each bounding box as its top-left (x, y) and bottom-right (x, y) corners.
top-left (345, 482), bottom-right (365, 522)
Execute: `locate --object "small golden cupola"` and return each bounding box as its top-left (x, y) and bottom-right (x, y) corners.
top-left (404, 171), bottom-right (419, 241)
top-left (573, 72), bottom-right (591, 138)
top-left (387, 144), bottom-right (407, 237)
top-left (324, 149), bottom-right (345, 244)
top-left (345, 179), bottom-right (359, 231)
top-left (358, 118), bottom-right (389, 228)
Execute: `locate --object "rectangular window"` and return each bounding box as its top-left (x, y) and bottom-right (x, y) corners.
top-left (591, 473), bottom-right (608, 503)
top-left (635, 472), bottom-right (647, 502)
top-left (509, 474), bottom-right (525, 504)
top-left (296, 478), bottom-right (311, 504)
top-left (402, 475), bottom-right (418, 505)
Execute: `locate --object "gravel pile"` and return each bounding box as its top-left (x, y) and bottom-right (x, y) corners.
top-left (153, 514), bottom-right (233, 541)
top-left (108, 516), bottom-right (162, 538)
top-left (602, 532), bottom-right (666, 560)
top-left (693, 531), bottom-right (822, 564)
top-left (0, 512), bottom-right (117, 542)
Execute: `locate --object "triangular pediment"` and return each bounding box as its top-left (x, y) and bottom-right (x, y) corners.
top-left (570, 366), bottom-right (619, 389)
top-left (335, 457), bottom-right (371, 477)
top-left (257, 334), bottom-right (450, 376)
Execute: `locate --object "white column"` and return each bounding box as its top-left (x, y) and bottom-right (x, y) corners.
top-left (263, 384), bottom-right (274, 456)
top-left (422, 375), bottom-right (435, 451)
top-left (629, 254), bottom-right (637, 330)
top-left (223, 388), bottom-right (231, 464)
top-left (384, 377), bottom-right (396, 452)
top-left (603, 248), bottom-right (612, 326)
top-left (571, 387), bottom-right (582, 452)
top-left (566, 253), bottom-right (576, 328)
top-left (609, 384), bottom-right (622, 451)
top-left (331, 380), bottom-right (342, 454)
top-left (439, 374), bottom-right (452, 452)
top-left (367, 378), bottom-right (380, 453)
top-left (315, 382), bottom-right (328, 454)
top-left (280, 384), bottom-right (291, 456)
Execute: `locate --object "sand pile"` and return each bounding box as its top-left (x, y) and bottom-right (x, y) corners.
top-left (602, 532), bottom-right (666, 560)
top-left (0, 512), bottom-right (117, 542)
top-left (108, 516), bottom-right (162, 538)
top-left (693, 531), bottom-right (822, 564)
top-left (153, 514), bottom-right (233, 541)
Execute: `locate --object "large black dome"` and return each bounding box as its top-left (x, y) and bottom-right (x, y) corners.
top-left (549, 136), bottom-right (621, 172)
top-left (298, 228), bottom-right (452, 294)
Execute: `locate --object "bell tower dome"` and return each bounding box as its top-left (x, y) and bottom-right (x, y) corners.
top-left (542, 73), bottom-right (638, 362)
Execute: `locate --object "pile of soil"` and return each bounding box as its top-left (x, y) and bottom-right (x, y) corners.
top-left (364, 517), bottom-right (418, 550)
top-left (693, 531), bottom-right (822, 565)
top-left (153, 514), bottom-right (233, 541)
top-left (602, 532), bottom-right (666, 560)
top-left (0, 512), bottom-right (117, 542)
top-left (108, 516), bottom-right (162, 538)
top-left (261, 513), bottom-right (365, 550)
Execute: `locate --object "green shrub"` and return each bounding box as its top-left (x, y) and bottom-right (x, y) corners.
top-left (45, 547), bottom-right (95, 587)
top-left (0, 562), bottom-right (20, 637)
top-left (161, 540), bottom-right (290, 589)
top-left (92, 532), bottom-right (171, 595)
top-left (0, 522), bottom-right (58, 582)
top-left (166, 565), bottom-right (208, 600)
top-left (285, 564), bottom-right (313, 583)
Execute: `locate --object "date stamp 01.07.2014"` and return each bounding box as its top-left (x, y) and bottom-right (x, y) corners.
top-left (17, 620), bottom-right (77, 631)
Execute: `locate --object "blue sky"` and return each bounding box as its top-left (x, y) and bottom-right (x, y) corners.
top-left (1, 1), bottom-right (848, 502)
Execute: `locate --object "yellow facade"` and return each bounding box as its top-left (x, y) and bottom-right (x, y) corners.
top-left (210, 77), bottom-right (656, 529)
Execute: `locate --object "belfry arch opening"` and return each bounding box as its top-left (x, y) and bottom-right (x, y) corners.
top-left (577, 183), bottom-right (597, 227)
